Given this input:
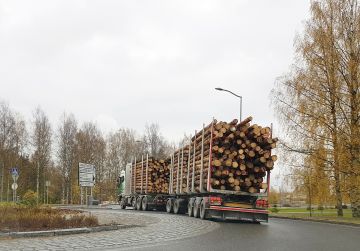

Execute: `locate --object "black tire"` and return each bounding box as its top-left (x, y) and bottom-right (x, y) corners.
top-left (136, 197), bottom-right (142, 210)
top-left (142, 197), bottom-right (148, 211)
top-left (200, 199), bottom-right (207, 220)
top-left (193, 200), bottom-right (200, 218)
top-left (173, 199), bottom-right (180, 214)
top-left (166, 199), bottom-right (173, 213)
top-left (188, 199), bottom-right (194, 217)
top-left (132, 197), bottom-right (137, 210)
top-left (120, 198), bottom-right (126, 209)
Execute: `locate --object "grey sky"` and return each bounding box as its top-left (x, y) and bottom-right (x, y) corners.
top-left (0, 0), bottom-right (309, 146)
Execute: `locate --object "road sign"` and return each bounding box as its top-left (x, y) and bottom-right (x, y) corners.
top-left (11, 167), bottom-right (19, 176)
top-left (78, 163), bottom-right (96, 187)
top-left (11, 183), bottom-right (18, 190)
top-left (11, 167), bottom-right (19, 182)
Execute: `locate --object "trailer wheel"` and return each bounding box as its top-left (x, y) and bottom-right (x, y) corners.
top-left (173, 199), bottom-right (185, 214)
top-left (200, 200), bottom-right (207, 220)
top-left (188, 198), bottom-right (194, 217)
top-left (136, 197), bottom-right (142, 210)
top-left (141, 196), bottom-right (148, 211)
top-left (131, 197), bottom-right (137, 209)
top-left (193, 200), bottom-right (200, 218)
top-left (166, 198), bottom-right (173, 213)
top-left (120, 198), bottom-right (126, 209)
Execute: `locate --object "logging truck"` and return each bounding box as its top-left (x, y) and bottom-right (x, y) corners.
top-left (118, 117), bottom-right (275, 222)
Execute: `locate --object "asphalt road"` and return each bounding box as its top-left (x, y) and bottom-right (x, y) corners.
top-left (1, 207), bottom-right (359, 251)
top-left (120, 213), bottom-right (360, 251)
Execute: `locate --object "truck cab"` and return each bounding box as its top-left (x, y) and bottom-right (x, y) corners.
top-left (117, 170), bottom-right (125, 203)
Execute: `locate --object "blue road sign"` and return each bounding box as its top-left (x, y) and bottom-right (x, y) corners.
top-left (11, 167), bottom-right (19, 177)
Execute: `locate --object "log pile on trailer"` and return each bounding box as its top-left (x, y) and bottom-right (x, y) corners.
top-left (211, 117), bottom-right (277, 193)
top-left (168, 116), bottom-right (277, 194)
top-left (131, 157), bottom-right (170, 194)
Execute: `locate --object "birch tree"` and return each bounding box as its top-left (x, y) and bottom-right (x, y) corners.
top-left (56, 113), bottom-right (77, 204)
top-left (31, 107), bottom-right (52, 204)
top-left (272, 0), bottom-right (360, 217)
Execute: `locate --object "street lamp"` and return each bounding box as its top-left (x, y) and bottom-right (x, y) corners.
top-left (215, 87), bottom-right (243, 122)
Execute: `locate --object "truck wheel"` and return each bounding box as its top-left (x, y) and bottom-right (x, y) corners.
top-left (188, 198), bottom-right (194, 217)
top-left (166, 199), bottom-right (173, 213)
top-left (132, 197), bottom-right (137, 210)
top-left (173, 199), bottom-right (180, 214)
top-left (174, 199), bottom-right (186, 214)
top-left (141, 197), bottom-right (148, 211)
top-left (200, 200), bottom-right (207, 220)
top-left (120, 198), bottom-right (126, 209)
top-left (193, 200), bottom-right (200, 218)
top-left (136, 197), bottom-right (142, 210)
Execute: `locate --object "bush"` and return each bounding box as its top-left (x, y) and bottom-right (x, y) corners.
top-left (318, 205), bottom-right (324, 211)
top-left (0, 205), bottom-right (98, 231)
top-left (22, 190), bottom-right (38, 206)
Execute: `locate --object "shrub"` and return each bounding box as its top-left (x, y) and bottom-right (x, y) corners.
top-left (0, 205), bottom-right (99, 231)
top-left (22, 190), bottom-right (38, 207)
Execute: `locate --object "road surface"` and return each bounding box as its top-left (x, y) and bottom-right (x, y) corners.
top-left (0, 207), bottom-right (359, 251)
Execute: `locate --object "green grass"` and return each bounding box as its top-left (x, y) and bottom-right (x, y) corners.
top-left (0, 202), bottom-right (98, 232)
top-left (270, 207), bottom-right (360, 224)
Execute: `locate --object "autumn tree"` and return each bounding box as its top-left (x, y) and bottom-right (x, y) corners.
top-left (144, 123), bottom-right (171, 159)
top-left (332, 0), bottom-right (360, 218)
top-left (272, 0), bottom-right (360, 217)
top-left (106, 128), bottom-right (138, 178)
top-left (56, 113), bottom-right (77, 204)
top-left (0, 101), bottom-right (27, 201)
top-left (31, 107), bottom-right (52, 204)
top-left (75, 122), bottom-right (107, 202)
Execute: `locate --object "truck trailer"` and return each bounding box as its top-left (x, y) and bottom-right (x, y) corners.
top-left (118, 157), bottom-right (172, 211)
top-left (118, 117), bottom-right (275, 222)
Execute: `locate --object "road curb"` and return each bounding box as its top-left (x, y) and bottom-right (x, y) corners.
top-left (270, 215), bottom-right (360, 227)
top-left (0, 224), bottom-right (141, 239)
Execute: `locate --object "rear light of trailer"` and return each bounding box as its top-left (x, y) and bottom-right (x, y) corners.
top-left (256, 199), bottom-right (268, 208)
top-left (210, 196), bottom-right (222, 206)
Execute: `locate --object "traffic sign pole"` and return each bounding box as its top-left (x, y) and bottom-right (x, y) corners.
top-left (11, 168), bottom-right (19, 203)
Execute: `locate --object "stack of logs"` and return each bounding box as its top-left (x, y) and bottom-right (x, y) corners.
top-left (168, 116), bottom-right (277, 194)
top-left (131, 157), bottom-right (170, 194)
top-left (210, 117), bottom-right (277, 193)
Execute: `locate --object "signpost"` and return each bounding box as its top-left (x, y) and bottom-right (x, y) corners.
top-left (45, 180), bottom-right (50, 204)
top-left (11, 167), bottom-right (19, 202)
top-left (78, 163), bottom-right (96, 205)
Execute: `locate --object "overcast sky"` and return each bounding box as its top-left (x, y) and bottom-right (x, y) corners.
top-left (0, 0), bottom-right (310, 146)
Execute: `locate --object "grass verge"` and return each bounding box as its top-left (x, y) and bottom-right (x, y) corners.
top-left (270, 208), bottom-right (360, 225)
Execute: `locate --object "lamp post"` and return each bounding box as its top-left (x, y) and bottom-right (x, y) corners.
top-left (215, 87), bottom-right (243, 122)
